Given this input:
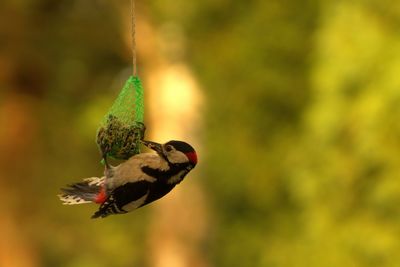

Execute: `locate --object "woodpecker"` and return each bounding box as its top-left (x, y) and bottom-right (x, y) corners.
top-left (58, 140), bottom-right (197, 218)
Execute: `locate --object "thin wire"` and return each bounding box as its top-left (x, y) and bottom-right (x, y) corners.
top-left (131, 0), bottom-right (137, 76)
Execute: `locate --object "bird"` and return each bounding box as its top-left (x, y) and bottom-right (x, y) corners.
top-left (58, 140), bottom-right (197, 218)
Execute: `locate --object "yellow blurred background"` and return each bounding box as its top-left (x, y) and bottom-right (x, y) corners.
top-left (1, 0), bottom-right (400, 266)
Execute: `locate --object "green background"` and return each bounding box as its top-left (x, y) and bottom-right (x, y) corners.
top-left (1, 0), bottom-right (400, 266)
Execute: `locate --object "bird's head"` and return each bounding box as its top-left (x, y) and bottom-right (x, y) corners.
top-left (142, 140), bottom-right (197, 167)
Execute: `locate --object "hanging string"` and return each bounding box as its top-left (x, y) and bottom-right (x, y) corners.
top-left (131, 0), bottom-right (137, 76)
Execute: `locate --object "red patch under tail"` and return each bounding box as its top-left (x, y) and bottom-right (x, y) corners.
top-left (94, 186), bottom-right (107, 204)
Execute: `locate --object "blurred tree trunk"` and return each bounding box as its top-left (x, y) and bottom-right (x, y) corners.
top-left (125, 13), bottom-right (210, 267)
top-left (0, 4), bottom-right (44, 266)
top-left (0, 1), bottom-right (45, 198)
top-left (0, 93), bottom-right (39, 267)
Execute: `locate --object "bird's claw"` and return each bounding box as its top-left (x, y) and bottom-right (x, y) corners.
top-left (103, 154), bottom-right (114, 179)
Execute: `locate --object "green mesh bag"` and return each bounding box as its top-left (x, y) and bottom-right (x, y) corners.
top-left (96, 76), bottom-right (145, 160)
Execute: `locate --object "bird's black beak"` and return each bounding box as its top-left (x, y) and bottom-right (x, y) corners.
top-left (141, 140), bottom-right (163, 154)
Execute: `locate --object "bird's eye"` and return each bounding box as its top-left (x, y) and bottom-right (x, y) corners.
top-left (165, 145), bottom-right (173, 152)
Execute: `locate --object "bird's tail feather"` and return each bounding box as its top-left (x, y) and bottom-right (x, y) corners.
top-left (58, 177), bottom-right (105, 205)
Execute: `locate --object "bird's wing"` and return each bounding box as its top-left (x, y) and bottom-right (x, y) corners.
top-left (141, 164), bottom-right (189, 184)
top-left (91, 181), bottom-right (150, 218)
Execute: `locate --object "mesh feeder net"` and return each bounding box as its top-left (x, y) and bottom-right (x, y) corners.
top-left (96, 76), bottom-right (145, 160)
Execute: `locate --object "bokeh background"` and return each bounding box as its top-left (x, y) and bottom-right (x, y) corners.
top-left (1, 0), bottom-right (400, 266)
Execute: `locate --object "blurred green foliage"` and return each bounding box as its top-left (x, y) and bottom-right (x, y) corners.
top-left (1, 0), bottom-right (400, 266)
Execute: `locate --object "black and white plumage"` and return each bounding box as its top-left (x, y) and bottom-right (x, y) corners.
top-left (58, 140), bottom-right (197, 218)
